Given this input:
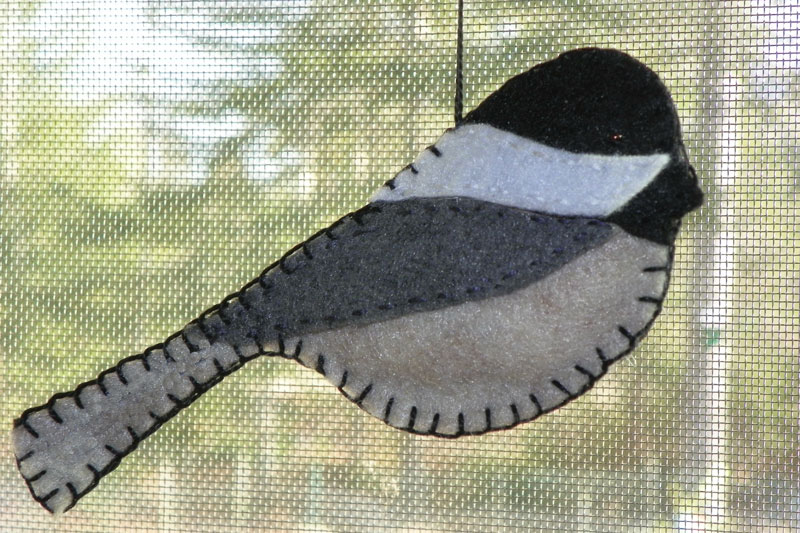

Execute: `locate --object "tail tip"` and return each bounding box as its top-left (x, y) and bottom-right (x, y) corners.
top-left (11, 413), bottom-right (76, 514)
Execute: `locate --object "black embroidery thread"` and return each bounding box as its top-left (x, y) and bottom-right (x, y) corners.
top-left (46, 405), bottom-right (62, 424)
top-left (551, 379), bottom-right (571, 397)
top-left (428, 413), bottom-right (440, 434)
top-left (17, 450), bottom-right (34, 463)
top-left (383, 397), bottom-right (394, 422)
top-left (456, 413), bottom-right (465, 436)
top-left (65, 482), bottom-right (78, 500)
top-left (354, 384), bottom-right (373, 406)
top-left (574, 365), bottom-right (595, 380)
top-left (407, 406), bottom-right (417, 431)
top-left (27, 470), bottom-right (47, 483)
top-left (529, 393), bottom-right (543, 415)
top-left (427, 144), bottom-right (442, 157)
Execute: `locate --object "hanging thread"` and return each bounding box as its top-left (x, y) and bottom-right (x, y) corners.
top-left (454, 0), bottom-right (465, 125)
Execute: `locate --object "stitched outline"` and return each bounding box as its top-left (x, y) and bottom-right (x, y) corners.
top-left (345, 227), bottom-right (664, 438)
top-left (86, 464), bottom-right (100, 482)
top-left (638, 295), bottom-right (663, 305)
top-left (104, 444), bottom-right (122, 458)
top-left (116, 365), bottom-right (128, 386)
top-left (278, 255), bottom-right (295, 274)
top-left (27, 469), bottom-right (47, 483)
top-left (196, 319), bottom-right (218, 346)
top-left (73, 390), bottom-right (85, 410)
top-left (38, 488), bottom-right (59, 505)
top-left (354, 384), bottom-right (373, 406)
top-left (291, 339), bottom-right (303, 361)
top-left (551, 379), bottom-right (571, 397)
top-left (17, 418), bottom-right (39, 439)
top-left (180, 330), bottom-right (201, 353)
top-left (617, 326), bottom-right (637, 349)
top-left (529, 393), bottom-right (543, 415)
top-left (315, 354), bottom-right (326, 376)
top-left (338, 371), bottom-right (349, 392)
top-left (574, 365), bottom-right (596, 380)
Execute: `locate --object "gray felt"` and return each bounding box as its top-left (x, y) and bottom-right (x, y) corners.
top-left (201, 196), bottom-right (614, 348)
top-left (12, 198), bottom-right (615, 513)
top-left (13, 336), bottom-right (248, 513)
top-left (12, 197), bottom-right (614, 512)
top-left (286, 227), bottom-right (671, 436)
top-left (12, 48), bottom-right (703, 513)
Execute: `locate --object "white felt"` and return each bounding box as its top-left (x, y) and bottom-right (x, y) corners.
top-left (272, 227), bottom-right (670, 436)
top-left (371, 124), bottom-right (671, 218)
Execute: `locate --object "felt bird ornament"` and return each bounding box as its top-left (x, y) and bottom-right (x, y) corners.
top-left (13, 48), bottom-right (703, 513)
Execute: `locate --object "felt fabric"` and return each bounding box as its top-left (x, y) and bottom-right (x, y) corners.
top-left (606, 157), bottom-right (703, 244)
top-left (13, 218), bottom-right (669, 513)
top-left (371, 123), bottom-right (671, 220)
top-left (462, 48), bottom-right (681, 156)
top-left (285, 226), bottom-right (671, 436)
top-left (14, 334), bottom-right (249, 514)
top-left (12, 47), bottom-right (704, 513)
top-left (201, 197), bottom-right (614, 346)
top-left (13, 198), bottom-right (616, 513)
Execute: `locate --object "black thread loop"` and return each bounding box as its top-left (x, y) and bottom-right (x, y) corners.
top-left (454, 0), bottom-right (464, 125)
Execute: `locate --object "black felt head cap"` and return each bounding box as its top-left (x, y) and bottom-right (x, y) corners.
top-left (463, 48), bottom-right (681, 156)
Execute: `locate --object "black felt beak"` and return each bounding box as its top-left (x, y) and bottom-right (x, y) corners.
top-left (606, 157), bottom-right (704, 245)
top-left (684, 164), bottom-right (705, 212)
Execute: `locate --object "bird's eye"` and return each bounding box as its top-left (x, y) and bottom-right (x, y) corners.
top-left (609, 133), bottom-right (624, 142)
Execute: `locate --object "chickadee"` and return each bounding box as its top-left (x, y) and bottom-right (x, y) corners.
top-left (13, 47), bottom-right (703, 513)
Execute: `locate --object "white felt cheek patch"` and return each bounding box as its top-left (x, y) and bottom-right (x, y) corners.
top-left (284, 227), bottom-right (671, 436)
top-left (371, 123), bottom-right (671, 218)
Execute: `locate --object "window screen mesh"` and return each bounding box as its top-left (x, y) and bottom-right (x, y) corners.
top-left (1, 1), bottom-right (798, 531)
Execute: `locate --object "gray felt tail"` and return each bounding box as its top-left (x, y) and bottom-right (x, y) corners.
top-left (12, 323), bottom-right (255, 513)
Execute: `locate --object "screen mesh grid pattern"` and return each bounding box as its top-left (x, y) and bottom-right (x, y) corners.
top-left (1, 1), bottom-right (798, 531)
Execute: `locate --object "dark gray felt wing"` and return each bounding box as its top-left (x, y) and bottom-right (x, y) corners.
top-left (205, 196), bottom-right (614, 349)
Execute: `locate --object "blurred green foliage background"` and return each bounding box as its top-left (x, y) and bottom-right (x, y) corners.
top-left (1, 1), bottom-right (798, 531)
